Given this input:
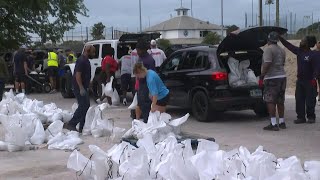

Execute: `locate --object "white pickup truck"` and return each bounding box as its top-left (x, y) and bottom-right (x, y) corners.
top-left (60, 33), bottom-right (160, 98)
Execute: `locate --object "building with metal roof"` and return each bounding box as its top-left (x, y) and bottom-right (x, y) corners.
top-left (144, 6), bottom-right (226, 44)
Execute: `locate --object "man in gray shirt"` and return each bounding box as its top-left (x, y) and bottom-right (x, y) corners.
top-left (260, 31), bottom-right (287, 131)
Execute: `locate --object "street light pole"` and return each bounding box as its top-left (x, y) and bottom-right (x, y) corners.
top-left (252, 0), bottom-right (254, 26)
top-left (221, 0), bottom-right (224, 37)
top-left (139, 0), bottom-right (142, 33)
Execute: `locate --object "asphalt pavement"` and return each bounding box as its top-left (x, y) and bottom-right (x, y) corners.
top-left (0, 93), bottom-right (319, 179)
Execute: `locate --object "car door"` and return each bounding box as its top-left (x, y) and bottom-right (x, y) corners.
top-left (160, 50), bottom-right (205, 107)
top-left (159, 51), bottom-right (185, 106)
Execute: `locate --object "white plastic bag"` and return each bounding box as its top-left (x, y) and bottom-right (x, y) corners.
top-left (110, 127), bottom-right (126, 143)
top-left (82, 106), bottom-right (95, 136)
top-left (61, 110), bottom-right (73, 123)
top-left (103, 76), bottom-right (114, 97)
top-left (30, 119), bottom-right (46, 145)
top-left (112, 89), bottom-right (120, 105)
top-left (91, 107), bottom-right (113, 138)
top-left (128, 93), bottom-right (138, 110)
top-left (304, 161), bottom-right (320, 180)
top-left (45, 120), bottom-right (64, 141)
top-left (67, 150), bottom-right (95, 180)
top-left (89, 145), bottom-right (108, 180)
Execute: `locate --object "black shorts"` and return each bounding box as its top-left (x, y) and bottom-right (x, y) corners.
top-left (15, 73), bottom-right (26, 83)
top-left (121, 74), bottom-right (132, 91)
top-left (157, 93), bottom-right (170, 106)
top-left (47, 67), bottom-right (58, 77)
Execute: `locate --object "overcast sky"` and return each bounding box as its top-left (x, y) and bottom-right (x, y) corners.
top-left (78, 0), bottom-right (320, 33)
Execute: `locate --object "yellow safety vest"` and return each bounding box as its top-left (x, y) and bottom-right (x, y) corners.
top-left (47, 52), bottom-right (58, 67)
top-left (67, 53), bottom-right (77, 64)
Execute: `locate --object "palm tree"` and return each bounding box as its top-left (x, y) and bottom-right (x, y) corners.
top-left (265, 0), bottom-right (274, 26)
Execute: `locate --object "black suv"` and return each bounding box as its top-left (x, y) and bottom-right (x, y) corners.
top-left (159, 26), bottom-right (287, 122)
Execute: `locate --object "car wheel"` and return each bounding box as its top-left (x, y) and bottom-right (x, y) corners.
top-left (192, 91), bottom-right (211, 122)
top-left (254, 102), bottom-right (269, 117)
top-left (60, 70), bottom-right (74, 98)
top-left (43, 83), bottom-right (52, 93)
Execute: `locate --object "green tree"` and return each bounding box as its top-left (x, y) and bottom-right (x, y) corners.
top-left (91, 22), bottom-right (106, 40)
top-left (157, 39), bottom-right (171, 50)
top-left (202, 32), bottom-right (221, 45)
top-left (0, 0), bottom-right (88, 50)
top-left (226, 25), bottom-right (240, 34)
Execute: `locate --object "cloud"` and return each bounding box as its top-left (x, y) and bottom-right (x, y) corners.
top-left (78, 0), bottom-right (320, 32)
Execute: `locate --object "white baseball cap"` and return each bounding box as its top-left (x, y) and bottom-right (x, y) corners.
top-left (150, 40), bottom-right (157, 46)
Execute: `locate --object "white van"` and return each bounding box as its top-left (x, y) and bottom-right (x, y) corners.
top-left (60, 33), bottom-right (160, 98)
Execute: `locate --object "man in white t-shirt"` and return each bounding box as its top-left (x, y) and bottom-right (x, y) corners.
top-left (149, 40), bottom-right (166, 71)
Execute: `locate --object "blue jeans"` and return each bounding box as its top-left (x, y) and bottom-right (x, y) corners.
top-left (69, 89), bottom-right (90, 130)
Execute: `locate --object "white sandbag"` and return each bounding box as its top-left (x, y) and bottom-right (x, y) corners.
top-left (82, 106), bottom-right (95, 136)
top-left (196, 139), bottom-right (220, 154)
top-left (103, 76), bottom-right (114, 97)
top-left (48, 131), bottom-right (83, 150)
top-left (136, 133), bottom-right (156, 154)
top-left (90, 107), bottom-right (113, 138)
top-left (0, 141), bottom-right (8, 151)
top-left (111, 89), bottom-right (120, 105)
top-left (4, 89), bottom-right (15, 100)
top-left (277, 156), bottom-right (304, 173)
top-left (304, 161), bottom-right (320, 180)
top-left (14, 93), bottom-right (25, 103)
top-left (30, 119), bottom-right (46, 145)
top-left (51, 112), bottom-right (63, 122)
top-left (169, 113), bottom-right (189, 127)
top-left (67, 150), bottom-right (95, 180)
top-left (246, 69), bottom-right (258, 85)
top-left (45, 120), bottom-right (64, 141)
top-left (128, 93), bottom-right (138, 110)
top-left (2, 114), bottom-right (35, 147)
top-left (89, 145), bottom-right (108, 180)
top-left (118, 148), bottom-right (149, 180)
top-left (110, 127), bottom-right (126, 143)
top-left (61, 110), bottom-right (73, 123)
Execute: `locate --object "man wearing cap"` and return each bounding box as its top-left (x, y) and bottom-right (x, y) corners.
top-left (260, 32), bottom-right (287, 131)
top-left (280, 35), bottom-right (319, 124)
top-left (13, 45), bottom-right (28, 94)
top-left (150, 40), bottom-right (166, 72)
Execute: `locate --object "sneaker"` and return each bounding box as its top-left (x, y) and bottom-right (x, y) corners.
top-left (307, 119), bottom-right (316, 124)
top-left (294, 119), bottom-right (307, 124)
top-left (279, 122), bottom-right (287, 129)
top-left (263, 124), bottom-right (279, 131)
top-left (49, 89), bottom-right (57, 94)
top-left (123, 98), bottom-right (127, 106)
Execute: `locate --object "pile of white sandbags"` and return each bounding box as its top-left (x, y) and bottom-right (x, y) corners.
top-left (0, 91), bottom-right (82, 151)
top-left (68, 136), bottom-right (320, 180)
top-left (228, 58), bottom-right (258, 88)
top-left (123, 111), bottom-right (189, 143)
top-left (67, 112), bottom-right (320, 180)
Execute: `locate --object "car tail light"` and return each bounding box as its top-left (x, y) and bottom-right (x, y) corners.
top-left (211, 72), bottom-right (228, 81)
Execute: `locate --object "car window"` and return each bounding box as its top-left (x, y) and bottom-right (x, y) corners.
top-left (194, 52), bottom-right (209, 69)
top-left (181, 51), bottom-right (198, 70)
top-left (163, 52), bottom-right (184, 72)
top-left (92, 44), bottom-right (100, 59)
top-left (102, 44), bottom-right (111, 58)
